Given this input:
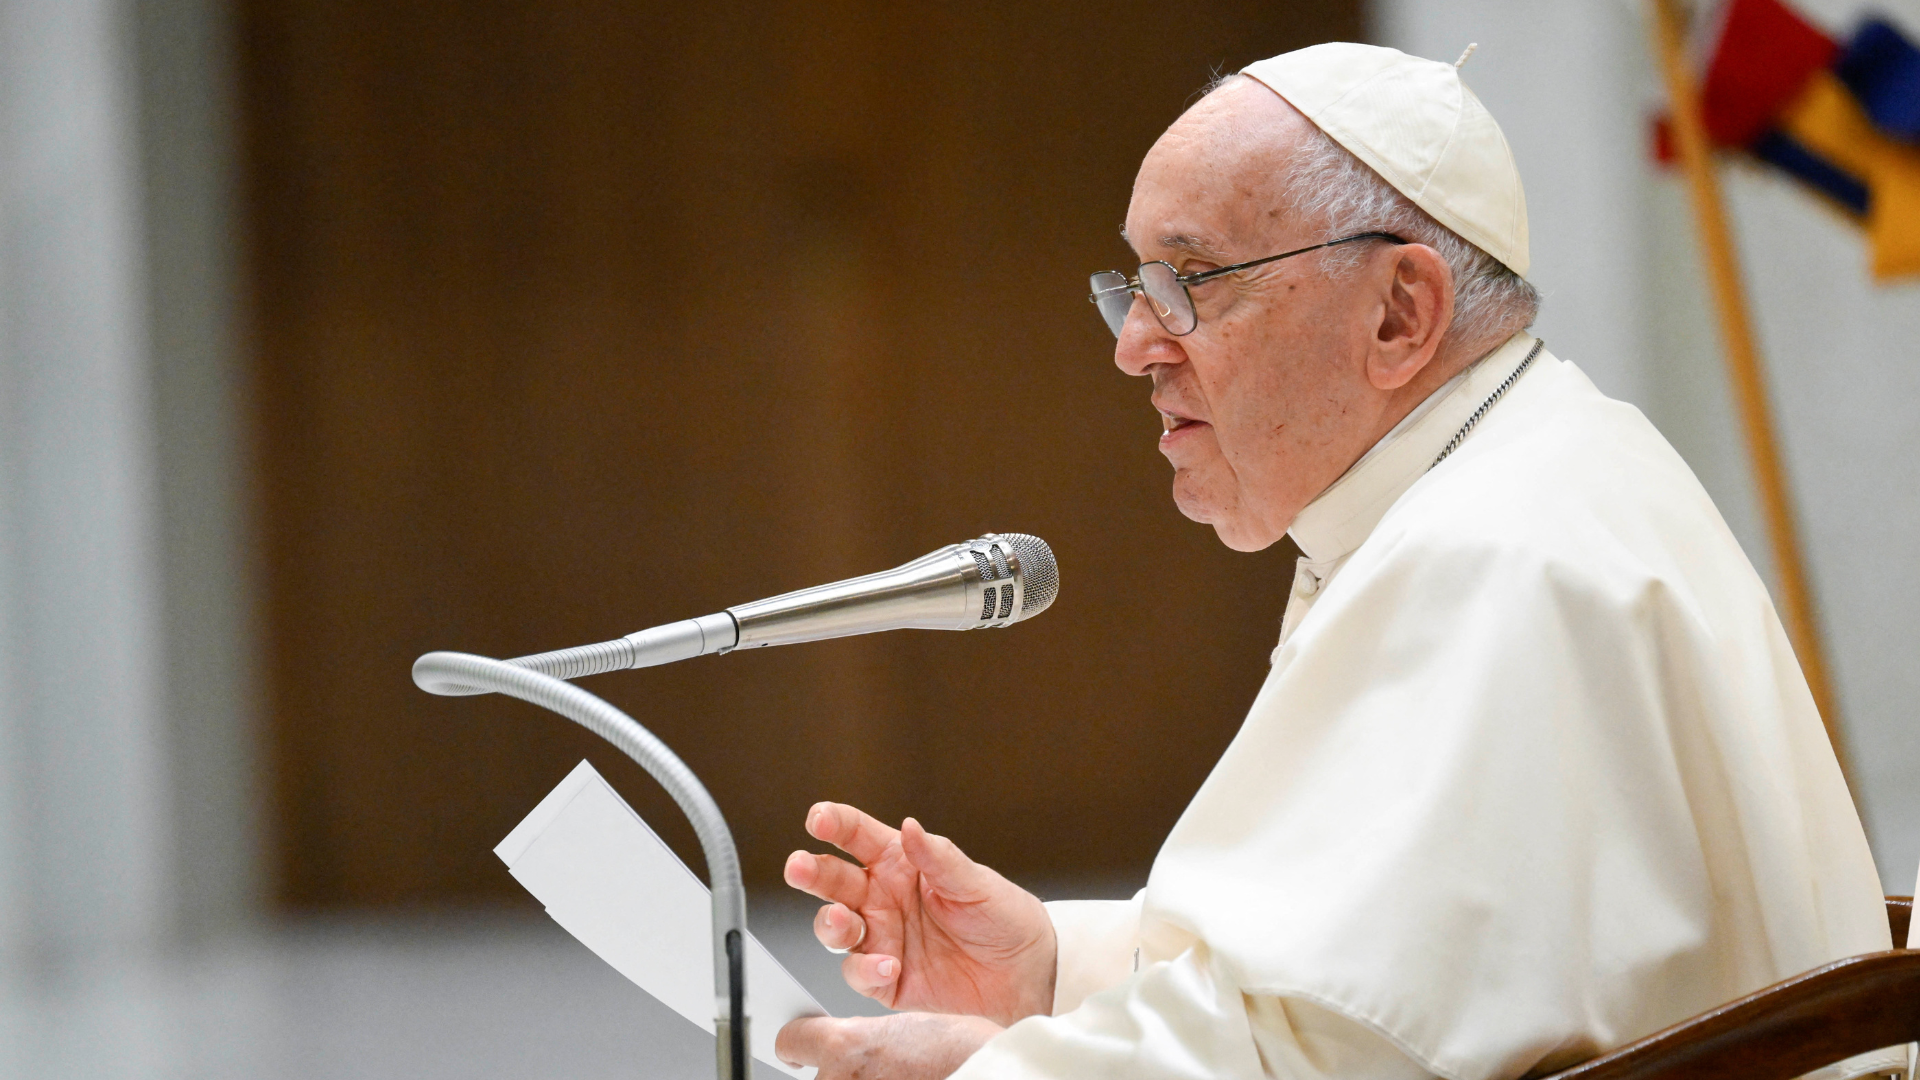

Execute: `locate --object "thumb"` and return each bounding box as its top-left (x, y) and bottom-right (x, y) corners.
top-left (900, 817), bottom-right (996, 902)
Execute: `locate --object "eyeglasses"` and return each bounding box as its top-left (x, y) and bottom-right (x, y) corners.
top-left (1087, 232), bottom-right (1409, 338)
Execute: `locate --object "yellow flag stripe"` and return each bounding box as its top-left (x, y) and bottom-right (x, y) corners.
top-left (1778, 71), bottom-right (1920, 278)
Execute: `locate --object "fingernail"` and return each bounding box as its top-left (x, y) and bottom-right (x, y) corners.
top-left (878, 957), bottom-right (896, 978)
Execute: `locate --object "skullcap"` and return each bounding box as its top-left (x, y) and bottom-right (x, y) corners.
top-left (1241, 42), bottom-right (1530, 277)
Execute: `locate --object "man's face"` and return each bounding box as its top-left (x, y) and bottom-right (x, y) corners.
top-left (1115, 81), bottom-right (1404, 552)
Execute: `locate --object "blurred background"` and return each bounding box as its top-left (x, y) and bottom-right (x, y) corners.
top-left (3, 0), bottom-right (1919, 1076)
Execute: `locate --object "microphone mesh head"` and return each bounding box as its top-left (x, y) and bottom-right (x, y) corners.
top-left (1003, 533), bottom-right (1059, 619)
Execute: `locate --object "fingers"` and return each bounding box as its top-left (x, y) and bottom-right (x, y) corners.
top-left (899, 817), bottom-right (997, 902)
top-left (812, 902), bottom-right (868, 952)
top-left (840, 951), bottom-right (900, 1001)
top-left (784, 850), bottom-right (870, 908)
top-left (807, 802), bottom-right (900, 865)
top-left (776, 1015), bottom-right (847, 1068)
top-left (780, 1013), bottom-right (1002, 1072)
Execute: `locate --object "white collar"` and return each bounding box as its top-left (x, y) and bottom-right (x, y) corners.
top-left (1287, 333), bottom-right (1538, 564)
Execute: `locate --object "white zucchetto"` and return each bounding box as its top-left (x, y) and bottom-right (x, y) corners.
top-left (1241, 42), bottom-right (1531, 277)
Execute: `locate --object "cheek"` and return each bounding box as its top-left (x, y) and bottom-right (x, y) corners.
top-left (1197, 331), bottom-right (1299, 459)
top-left (1211, 286), bottom-right (1361, 449)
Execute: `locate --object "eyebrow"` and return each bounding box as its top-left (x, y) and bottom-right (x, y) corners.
top-left (1117, 224), bottom-right (1233, 261)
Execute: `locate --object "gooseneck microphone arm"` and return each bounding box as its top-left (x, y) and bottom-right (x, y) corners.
top-left (411, 652), bottom-right (751, 1080)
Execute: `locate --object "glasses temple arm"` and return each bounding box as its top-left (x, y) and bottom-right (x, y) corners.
top-left (1179, 232), bottom-right (1410, 285)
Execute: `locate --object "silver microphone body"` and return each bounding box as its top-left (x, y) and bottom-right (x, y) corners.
top-left (414, 533), bottom-right (1057, 697)
top-left (732, 531), bottom-right (1056, 647)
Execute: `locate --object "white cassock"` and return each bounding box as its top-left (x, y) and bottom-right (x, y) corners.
top-left (949, 332), bottom-right (1894, 1080)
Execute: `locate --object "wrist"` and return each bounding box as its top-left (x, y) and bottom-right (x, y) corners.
top-left (1032, 916), bottom-right (1059, 1016)
top-left (927, 1014), bottom-right (1004, 1078)
top-left (998, 911), bottom-right (1059, 1025)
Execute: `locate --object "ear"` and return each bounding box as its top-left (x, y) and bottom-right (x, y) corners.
top-left (1365, 244), bottom-right (1454, 390)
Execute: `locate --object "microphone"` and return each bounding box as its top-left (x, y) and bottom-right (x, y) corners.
top-left (415, 532), bottom-right (1057, 697)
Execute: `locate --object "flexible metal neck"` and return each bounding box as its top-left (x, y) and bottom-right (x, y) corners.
top-left (412, 651), bottom-right (750, 1080)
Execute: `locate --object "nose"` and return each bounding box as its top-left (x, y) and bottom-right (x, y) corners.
top-left (1112, 298), bottom-right (1185, 378)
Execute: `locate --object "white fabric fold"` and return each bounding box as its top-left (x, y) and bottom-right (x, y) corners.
top-left (962, 946), bottom-right (1272, 1080)
top-left (1047, 895), bottom-right (1144, 1016)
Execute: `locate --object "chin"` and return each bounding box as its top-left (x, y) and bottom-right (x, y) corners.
top-left (1209, 519), bottom-right (1280, 552)
top-left (1172, 481), bottom-right (1270, 552)
top-left (1170, 476), bottom-right (1218, 527)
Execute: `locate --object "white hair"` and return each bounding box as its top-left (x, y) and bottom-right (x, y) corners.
top-left (1211, 74), bottom-right (1541, 354)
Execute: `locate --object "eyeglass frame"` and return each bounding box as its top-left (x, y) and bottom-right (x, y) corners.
top-left (1088, 231), bottom-right (1410, 338)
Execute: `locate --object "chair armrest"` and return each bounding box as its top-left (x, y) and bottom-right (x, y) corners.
top-left (1540, 951), bottom-right (1920, 1080)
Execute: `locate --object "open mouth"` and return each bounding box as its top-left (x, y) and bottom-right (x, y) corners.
top-left (1161, 410), bottom-right (1206, 437)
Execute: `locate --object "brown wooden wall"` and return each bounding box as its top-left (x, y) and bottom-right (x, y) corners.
top-left (239, 1), bottom-right (1354, 909)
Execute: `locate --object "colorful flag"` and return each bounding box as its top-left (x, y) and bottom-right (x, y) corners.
top-left (1659, 0), bottom-right (1920, 279)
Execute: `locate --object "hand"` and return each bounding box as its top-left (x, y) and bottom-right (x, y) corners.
top-left (776, 1013), bottom-right (1001, 1080)
top-left (784, 804), bottom-right (1056, 1025)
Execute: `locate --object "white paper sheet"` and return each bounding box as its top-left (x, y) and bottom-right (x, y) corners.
top-left (497, 760), bottom-right (827, 1078)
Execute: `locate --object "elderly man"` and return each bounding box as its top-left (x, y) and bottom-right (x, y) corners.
top-left (775, 43), bottom-right (1889, 1080)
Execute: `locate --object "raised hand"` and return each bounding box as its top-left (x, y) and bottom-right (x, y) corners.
top-left (784, 803), bottom-right (1055, 1026)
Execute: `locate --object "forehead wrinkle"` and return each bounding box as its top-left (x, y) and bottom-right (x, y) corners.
top-left (1120, 224), bottom-right (1229, 261)
top-left (1158, 233), bottom-right (1234, 261)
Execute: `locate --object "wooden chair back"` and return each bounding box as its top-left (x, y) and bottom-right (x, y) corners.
top-left (1537, 898), bottom-right (1920, 1080)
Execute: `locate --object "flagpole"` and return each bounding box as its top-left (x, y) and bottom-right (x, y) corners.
top-left (1647, 0), bottom-right (1854, 791)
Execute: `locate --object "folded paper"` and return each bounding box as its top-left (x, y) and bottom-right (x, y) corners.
top-left (497, 760), bottom-right (827, 1078)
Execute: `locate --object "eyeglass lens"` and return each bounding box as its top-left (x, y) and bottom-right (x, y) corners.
top-left (1138, 262), bottom-right (1195, 336)
top-left (1090, 271), bottom-right (1132, 336)
top-left (1087, 262), bottom-right (1198, 339)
